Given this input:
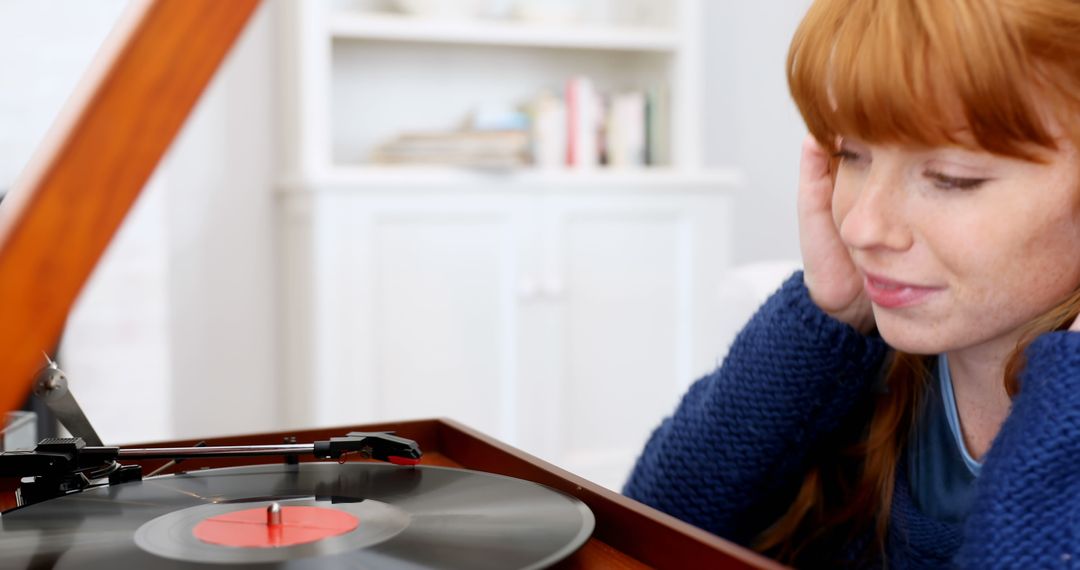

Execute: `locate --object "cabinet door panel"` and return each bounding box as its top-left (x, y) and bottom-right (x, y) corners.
top-left (562, 214), bottom-right (685, 443)
top-left (546, 205), bottom-right (694, 489)
top-left (373, 215), bottom-right (515, 436)
top-left (307, 194), bottom-right (524, 440)
top-left (540, 193), bottom-right (731, 490)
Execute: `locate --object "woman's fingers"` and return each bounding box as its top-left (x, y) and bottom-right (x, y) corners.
top-left (798, 135), bottom-right (855, 289)
top-left (797, 135), bottom-right (834, 217)
top-left (796, 134), bottom-right (873, 331)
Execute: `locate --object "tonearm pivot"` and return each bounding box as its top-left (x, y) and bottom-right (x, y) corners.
top-left (1, 361), bottom-right (422, 509)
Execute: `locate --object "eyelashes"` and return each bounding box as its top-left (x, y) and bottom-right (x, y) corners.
top-left (923, 170), bottom-right (989, 190)
top-left (832, 147), bottom-right (990, 191)
top-left (831, 148), bottom-right (862, 162)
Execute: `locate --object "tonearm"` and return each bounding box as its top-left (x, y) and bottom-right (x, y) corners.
top-left (0, 360), bottom-right (422, 509)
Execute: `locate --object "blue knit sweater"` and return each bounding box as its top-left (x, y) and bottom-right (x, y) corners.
top-left (624, 272), bottom-right (1080, 568)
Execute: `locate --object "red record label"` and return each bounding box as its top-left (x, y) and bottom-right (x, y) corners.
top-left (192, 505), bottom-right (359, 548)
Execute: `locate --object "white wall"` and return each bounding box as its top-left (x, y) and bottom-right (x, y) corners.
top-left (161, 3), bottom-right (280, 441)
top-left (0, 0), bottom-right (129, 189)
top-left (702, 0), bottom-right (811, 265)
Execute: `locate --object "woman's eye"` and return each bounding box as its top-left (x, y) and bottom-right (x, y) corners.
top-left (831, 147), bottom-right (867, 169)
top-left (924, 170), bottom-right (989, 190)
top-left (832, 148), bottom-right (862, 162)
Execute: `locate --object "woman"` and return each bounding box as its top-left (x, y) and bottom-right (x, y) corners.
top-left (623, 0), bottom-right (1080, 567)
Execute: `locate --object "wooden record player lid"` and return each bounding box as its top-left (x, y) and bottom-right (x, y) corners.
top-left (0, 0), bottom-right (259, 416)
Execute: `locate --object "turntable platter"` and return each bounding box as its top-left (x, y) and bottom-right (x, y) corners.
top-left (0, 463), bottom-right (595, 569)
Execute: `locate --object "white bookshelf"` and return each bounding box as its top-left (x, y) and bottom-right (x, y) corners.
top-left (279, 0), bottom-right (708, 182)
top-left (328, 12), bottom-right (681, 52)
top-left (279, 165), bottom-right (744, 193)
top-left (276, 0), bottom-right (739, 491)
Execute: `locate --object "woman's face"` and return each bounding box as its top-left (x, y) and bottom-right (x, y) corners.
top-left (832, 130), bottom-right (1080, 355)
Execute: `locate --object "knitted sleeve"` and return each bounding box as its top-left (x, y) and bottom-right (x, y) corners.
top-left (955, 331), bottom-right (1080, 568)
top-left (622, 271), bottom-right (888, 543)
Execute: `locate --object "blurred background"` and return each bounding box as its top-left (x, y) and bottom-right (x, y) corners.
top-left (0, 0), bottom-right (808, 490)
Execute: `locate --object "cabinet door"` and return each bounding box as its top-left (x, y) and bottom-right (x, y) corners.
top-left (520, 192), bottom-right (731, 490)
top-left (293, 192), bottom-right (529, 439)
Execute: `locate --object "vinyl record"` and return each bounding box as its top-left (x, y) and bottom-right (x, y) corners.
top-left (0, 463), bottom-right (595, 569)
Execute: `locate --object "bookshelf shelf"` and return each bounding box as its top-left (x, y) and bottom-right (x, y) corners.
top-left (329, 13), bottom-right (680, 53)
top-left (279, 165), bottom-right (744, 193)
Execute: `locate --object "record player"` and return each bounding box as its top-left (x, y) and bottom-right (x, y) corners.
top-left (0, 1), bottom-right (782, 568)
top-left (0, 363), bottom-right (591, 569)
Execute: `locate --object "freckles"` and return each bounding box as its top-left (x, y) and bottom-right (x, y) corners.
top-left (1025, 212), bottom-right (1080, 267)
top-left (831, 175), bottom-right (861, 226)
top-left (1028, 258), bottom-right (1077, 295)
top-left (832, 191), bottom-right (851, 229)
top-left (1009, 231), bottom-right (1080, 306)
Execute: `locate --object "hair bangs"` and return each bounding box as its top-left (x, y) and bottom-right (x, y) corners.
top-left (788, 0), bottom-right (1060, 160)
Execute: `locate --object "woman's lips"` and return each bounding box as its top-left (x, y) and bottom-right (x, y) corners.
top-left (862, 272), bottom-right (942, 309)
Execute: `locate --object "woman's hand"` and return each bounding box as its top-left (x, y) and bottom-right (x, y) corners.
top-left (797, 134), bottom-right (875, 334)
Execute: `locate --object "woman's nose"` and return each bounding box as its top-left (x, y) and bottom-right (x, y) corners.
top-left (836, 170), bottom-right (913, 252)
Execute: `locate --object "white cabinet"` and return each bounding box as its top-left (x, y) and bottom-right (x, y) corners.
top-left (279, 170), bottom-right (737, 489)
top-left (291, 188), bottom-right (528, 438)
top-left (516, 187), bottom-right (735, 487)
top-left (276, 0), bottom-right (743, 489)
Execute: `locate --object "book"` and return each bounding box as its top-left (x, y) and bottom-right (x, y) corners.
top-left (606, 91), bottom-right (646, 168)
top-left (565, 75), bottom-right (600, 169)
top-left (528, 91), bottom-right (566, 169)
top-left (372, 130), bottom-right (530, 168)
top-left (645, 86), bottom-right (669, 166)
